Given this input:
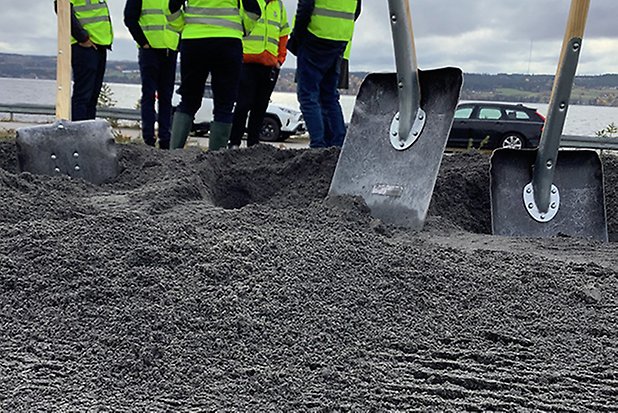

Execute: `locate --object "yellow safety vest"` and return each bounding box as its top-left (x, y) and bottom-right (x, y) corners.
top-left (139, 0), bottom-right (182, 50)
top-left (183, 0), bottom-right (262, 40)
top-left (70, 0), bottom-right (113, 46)
top-left (242, 0), bottom-right (289, 56)
top-left (307, 0), bottom-right (356, 42)
top-left (344, 40), bottom-right (351, 60)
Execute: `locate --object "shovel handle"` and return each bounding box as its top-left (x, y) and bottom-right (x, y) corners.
top-left (532, 0), bottom-right (590, 212)
top-left (56, 0), bottom-right (71, 120)
top-left (388, 0), bottom-right (421, 142)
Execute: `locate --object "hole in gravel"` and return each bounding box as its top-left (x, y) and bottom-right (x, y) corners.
top-left (212, 181), bottom-right (253, 210)
top-left (200, 146), bottom-right (341, 211)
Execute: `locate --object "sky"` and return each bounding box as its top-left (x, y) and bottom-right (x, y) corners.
top-left (0, 1), bottom-right (616, 75)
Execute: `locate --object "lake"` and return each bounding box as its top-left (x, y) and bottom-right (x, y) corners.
top-left (1, 77), bottom-right (617, 136)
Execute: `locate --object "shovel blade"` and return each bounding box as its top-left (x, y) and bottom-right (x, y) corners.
top-left (329, 67), bottom-right (463, 230)
top-left (16, 119), bottom-right (119, 185)
top-left (490, 148), bottom-right (607, 241)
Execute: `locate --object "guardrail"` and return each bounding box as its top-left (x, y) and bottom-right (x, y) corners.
top-left (1, 103), bottom-right (618, 150)
top-left (560, 135), bottom-right (618, 150)
top-left (0, 103), bottom-right (140, 121)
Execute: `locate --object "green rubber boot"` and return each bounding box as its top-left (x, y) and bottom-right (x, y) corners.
top-left (170, 111), bottom-right (194, 150)
top-left (208, 121), bottom-right (232, 151)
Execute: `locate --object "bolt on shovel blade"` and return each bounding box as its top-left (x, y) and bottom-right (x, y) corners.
top-left (329, 67), bottom-right (463, 230)
top-left (490, 148), bottom-right (608, 241)
top-left (16, 119), bottom-right (119, 185)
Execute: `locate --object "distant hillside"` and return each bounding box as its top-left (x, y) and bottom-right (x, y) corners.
top-left (2, 52), bottom-right (618, 106)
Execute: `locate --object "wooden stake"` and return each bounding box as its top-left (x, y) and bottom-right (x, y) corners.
top-left (56, 0), bottom-right (71, 120)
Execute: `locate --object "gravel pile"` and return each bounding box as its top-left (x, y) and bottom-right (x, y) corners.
top-left (1, 140), bottom-right (616, 411)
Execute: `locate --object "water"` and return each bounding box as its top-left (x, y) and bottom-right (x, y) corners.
top-left (1, 77), bottom-right (617, 136)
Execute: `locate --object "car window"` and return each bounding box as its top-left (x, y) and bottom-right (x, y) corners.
top-left (506, 110), bottom-right (531, 120)
top-left (478, 108), bottom-right (502, 120)
top-left (454, 107), bottom-right (473, 119)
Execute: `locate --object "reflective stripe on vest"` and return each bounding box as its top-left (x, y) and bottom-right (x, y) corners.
top-left (182, 0), bottom-right (243, 40)
top-left (70, 0), bottom-right (113, 45)
top-left (307, 0), bottom-right (356, 42)
top-left (139, 0), bottom-right (181, 50)
top-left (242, 0), bottom-right (289, 56)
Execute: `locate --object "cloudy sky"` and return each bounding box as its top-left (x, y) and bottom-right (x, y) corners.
top-left (0, 0), bottom-right (616, 75)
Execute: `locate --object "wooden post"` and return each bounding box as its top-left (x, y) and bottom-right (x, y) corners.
top-left (56, 0), bottom-right (71, 120)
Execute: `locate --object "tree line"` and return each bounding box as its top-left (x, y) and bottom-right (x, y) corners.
top-left (1, 52), bottom-right (618, 106)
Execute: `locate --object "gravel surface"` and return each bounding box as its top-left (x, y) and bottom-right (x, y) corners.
top-left (1, 140), bottom-right (617, 411)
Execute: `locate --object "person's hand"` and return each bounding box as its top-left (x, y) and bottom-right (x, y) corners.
top-left (275, 62), bottom-right (281, 69)
top-left (78, 39), bottom-right (97, 49)
top-left (142, 44), bottom-right (151, 49)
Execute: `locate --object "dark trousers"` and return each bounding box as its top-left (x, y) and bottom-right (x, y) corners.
top-left (229, 63), bottom-right (279, 147)
top-left (296, 39), bottom-right (346, 148)
top-left (177, 38), bottom-right (242, 124)
top-left (72, 44), bottom-right (107, 121)
top-left (138, 48), bottom-right (178, 147)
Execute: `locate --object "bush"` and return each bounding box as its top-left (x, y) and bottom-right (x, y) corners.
top-left (595, 122), bottom-right (617, 138)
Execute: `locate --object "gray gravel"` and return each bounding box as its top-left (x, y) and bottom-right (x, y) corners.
top-left (0, 140), bottom-right (617, 411)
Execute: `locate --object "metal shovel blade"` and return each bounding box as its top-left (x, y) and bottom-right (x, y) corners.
top-left (329, 67), bottom-right (463, 230)
top-left (490, 148), bottom-right (607, 241)
top-left (16, 119), bottom-right (120, 185)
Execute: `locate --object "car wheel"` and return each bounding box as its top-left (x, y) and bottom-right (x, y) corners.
top-left (260, 116), bottom-right (281, 142)
top-left (500, 133), bottom-right (526, 149)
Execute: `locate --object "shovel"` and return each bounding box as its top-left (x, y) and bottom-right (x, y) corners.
top-left (328, 0), bottom-right (463, 230)
top-left (490, 0), bottom-right (608, 241)
top-left (15, 0), bottom-right (119, 185)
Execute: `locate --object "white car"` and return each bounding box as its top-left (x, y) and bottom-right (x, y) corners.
top-left (172, 84), bottom-right (305, 142)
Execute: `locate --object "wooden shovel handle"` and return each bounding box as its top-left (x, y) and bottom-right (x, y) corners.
top-left (564, 0), bottom-right (589, 39)
top-left (56, 0), bottom-right (71, 120)
top-left (555, 0), bottom-right (589, 77)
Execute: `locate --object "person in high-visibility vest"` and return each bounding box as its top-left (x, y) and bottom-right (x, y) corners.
top-left (287, 0), bottom-right (361, 148)
top-left (168, 0), bottom-right (264, 151)
top-left (124, 0), bottom-right (183, 150)
top-left (55, 0), bottom-right (114, 121)
top-left (228, 0), bottom-right (290, 148)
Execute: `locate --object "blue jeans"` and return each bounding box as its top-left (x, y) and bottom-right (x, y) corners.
top-left (72, 44), bottom-right (107, 121)
top-left (296, 39), bottom-right (347, 148)
top-left (138, 48), bottom-right (178, 147)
